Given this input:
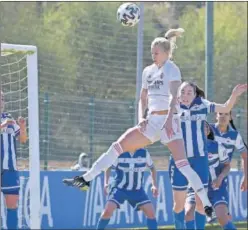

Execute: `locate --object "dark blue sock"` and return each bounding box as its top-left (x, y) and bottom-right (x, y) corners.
top-left (147, 218), bottom-right (158, 230)
top-left (173, 210), bottom-right (185, 229)
top-left (223, 221), bottom-right (236, 230)
top-left (195, 211), bottom-right (206, 230)
top-left (185, 220), bottom-right (195, 229)
top-left (7, 208), bottom-right (18, 230)
top-left (96, 218), bottom-right (110, 230)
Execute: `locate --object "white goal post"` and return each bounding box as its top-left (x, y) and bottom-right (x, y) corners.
top-left (1, 43), bottom-right (40, 229)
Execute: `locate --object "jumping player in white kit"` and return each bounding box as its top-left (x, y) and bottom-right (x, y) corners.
top-left (63, 28), bottom-right (214, 217)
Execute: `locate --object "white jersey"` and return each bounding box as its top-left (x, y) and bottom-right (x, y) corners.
top-left (142, 60), bottom-right (181, 112)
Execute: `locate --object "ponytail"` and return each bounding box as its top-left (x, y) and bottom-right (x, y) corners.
top-left (205, 121), bottom-right (215, 140)
top-left (195, 85), bottom-right (205, 98)
top-left (183, 81), bottom-right (206, 98)
top-left (164, 28), bottom-right (184, 58)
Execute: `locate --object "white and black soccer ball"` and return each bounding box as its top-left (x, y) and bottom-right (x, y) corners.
top-left (117, 3), bottom-right (140, 27)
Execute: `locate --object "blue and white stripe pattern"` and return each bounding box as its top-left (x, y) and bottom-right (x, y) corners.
top-left (210, 123), bottom-right (247, 161)
top-left (1, 112), bottom-right (20, 171)
top-left (207, 140), bottom-right (229, 182)
top-left (180, 97), bottom-right (216, 158)
top-left (111, 148), bottom-right (154, 190)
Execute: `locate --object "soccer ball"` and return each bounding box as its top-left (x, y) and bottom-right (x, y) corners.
top-left (117, 3), bottom-right (140, 27)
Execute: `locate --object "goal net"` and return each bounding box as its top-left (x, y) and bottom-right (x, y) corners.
top-left (1, 43), bottom-right (40, 229)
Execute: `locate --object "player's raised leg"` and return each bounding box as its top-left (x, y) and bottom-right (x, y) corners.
top-left (63, 126), bottom-right (153, 189)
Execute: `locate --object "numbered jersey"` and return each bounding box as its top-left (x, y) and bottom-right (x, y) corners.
top-left (142, 60), bottom-right (181, 112)
top-left (1, 113), bottom-right (20, 171)
top-left (111, 148), bottom-right (154, 190)
top-left (210, 123), bottom-right (247, 161)
top-left (207, 140), bottom-right (229, 182)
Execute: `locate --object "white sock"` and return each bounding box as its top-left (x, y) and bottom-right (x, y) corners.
top-left (176, 159), bottom-right (212, 207)
top-left (83, 143), bottom-right (122, 182)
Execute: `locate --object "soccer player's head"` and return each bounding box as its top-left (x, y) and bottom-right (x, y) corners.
top-left (78, 152), bottom-right (89, 168)
top-left (178, 81), bottom-right (205, 106)
top-left (0, 90), bottom-right (5, 112)
top-left (151, 28), bottom-right (184, 64)
top-left (216, 112), bottom-right (232, 127)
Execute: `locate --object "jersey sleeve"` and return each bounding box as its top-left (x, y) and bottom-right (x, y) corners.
top-left (169, 64), bottom-right (181, 82)
top-left (235, 133), bottom-right (247, 153)
top-left (141, 68), bottom-right (148, 89)
top-left (201, 98), bottom-right (216, 114)
top-left (14, 122), bottom-right (20, 137)
top-left (218, 144), bottom-right (230, 164)
top-left (111, 158), bottom-right (118, 169)
top-left (146, 150), bottom-right (154, 169)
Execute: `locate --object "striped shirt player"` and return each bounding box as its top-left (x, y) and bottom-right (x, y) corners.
top-left (210, 123), bottom-right (247, 161)
top-left (169, 96), bottom-right (216, 191)
top-left (186, 140), bottom-right (230, 207)
top-left (207, 140), bottom-right (230, 208)
top-left (1, 112), bottom-right (21, 195)
top-left (108, 148), bottom-right (154, 210)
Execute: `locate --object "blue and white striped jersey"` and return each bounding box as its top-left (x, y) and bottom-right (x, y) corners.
top-left (180, 97), bottom-right (216, 158)
top-left (207, 140), bottom-right (229, 182)
top-left (210, 123), bottom-right (247, 161)
top-left (1, 113), bottom-right (20, 171)
top-left (111, 148), bottom-right (154, 190)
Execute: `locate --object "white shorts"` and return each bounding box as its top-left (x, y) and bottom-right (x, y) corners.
top-left (138, 113), bottom-right (183, 145)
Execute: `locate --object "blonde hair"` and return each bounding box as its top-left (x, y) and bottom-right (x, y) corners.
top-left (151, 28), bottom-right (185, 58)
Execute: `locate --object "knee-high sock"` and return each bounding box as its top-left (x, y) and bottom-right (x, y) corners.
top-left (83, 143), bottom-right (122, 181)
top-left (176, 160), bottom-right (211, 207)
top-left (96, 218), bottom-right (110, 230)
top-left (7, 208), bottom-right (18, 230)
top-left (173, 210), bottom-right (185, 230)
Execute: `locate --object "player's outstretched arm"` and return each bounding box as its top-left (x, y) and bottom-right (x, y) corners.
top-left (214, 84), bottom-right (247, 113)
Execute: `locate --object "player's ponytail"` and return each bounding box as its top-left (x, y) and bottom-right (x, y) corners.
top-left (164, 28), bottom-right (185, 58)
top-left (151, 28), bottom-right (184, 59)
top-left (205, 121), bottom-right (214, 140)
top-left (184, 81), bottom-right (206, 98)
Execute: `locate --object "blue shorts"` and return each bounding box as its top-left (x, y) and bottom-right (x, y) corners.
top-left (169, 156), bottom-right (209, 191)
top-left (208, 177), bottom-right (229, 208)
top-left (108, 187), bottom-right (151, 211)
top-left (1, 170), bottom-right (20, 195)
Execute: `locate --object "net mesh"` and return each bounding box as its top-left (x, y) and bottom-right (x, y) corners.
top-left (1, 49), bottom-right (31, 229)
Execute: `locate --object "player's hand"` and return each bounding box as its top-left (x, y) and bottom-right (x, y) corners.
top-left (162, 115), bottom-right (174, 139)
top-left (151, 185), bottom-right (158, 198)
top-left (1, 118), bottom-right (15, 129)
top-left (104, 184), bottom-right (109, 196)
top-left (212, 177), bottom-right (223, 190)
top-left (240, 176), bottom-right (248, 192)
top-left (17, 116), bottom-right (26, 127)
top-left (138, 118), bottom-right (148, 133)
top-left (231, 84), bottom-right (247, 98)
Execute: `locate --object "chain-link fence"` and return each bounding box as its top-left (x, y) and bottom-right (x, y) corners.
top-left (1, 2), bottom-right (247, 170)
